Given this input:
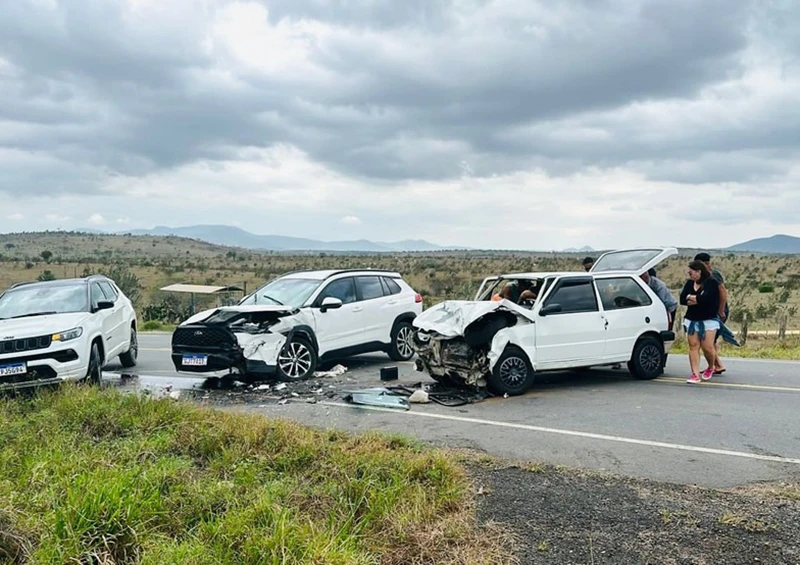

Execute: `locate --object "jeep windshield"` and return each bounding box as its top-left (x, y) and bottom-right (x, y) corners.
top-left (0, 283), bottom-right (89, 320)
top-left (239, 277), bottom-right (322, 309)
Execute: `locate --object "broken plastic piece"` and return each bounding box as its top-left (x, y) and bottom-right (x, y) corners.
top-left (380, 366), bottom-right (399, 381)
top-left (408, 389), bottom-right (430, 403)
top-left (344, 387), bottom-right (410, 410)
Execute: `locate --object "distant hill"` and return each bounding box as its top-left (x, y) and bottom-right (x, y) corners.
top-left (726, 234), bottom-right (800, 254)
top-left (111, 225), bottom-right (468, 253)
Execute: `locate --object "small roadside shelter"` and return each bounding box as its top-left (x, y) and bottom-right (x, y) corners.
top-left (159, 283), bottom-right (245, 315)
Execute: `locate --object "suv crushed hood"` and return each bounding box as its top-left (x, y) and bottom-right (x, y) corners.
top-left (0, 313), bottom-right (91, 340)
top-left (180, 305), bottom-right (299, 326)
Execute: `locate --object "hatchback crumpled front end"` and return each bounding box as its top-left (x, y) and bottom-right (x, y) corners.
top-left (411, 300), bottom-right (534, 388)
top-left (171, 305), bottom-right (311, 378)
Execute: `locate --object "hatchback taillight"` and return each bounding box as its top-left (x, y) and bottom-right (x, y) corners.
top-left (415, 293), bottom-right (423, 303)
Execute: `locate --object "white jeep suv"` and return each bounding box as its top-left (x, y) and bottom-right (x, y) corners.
top-left (170, 269), bottom-right (423, 381)
top-left (0, 275), bottom-right (139, 390)
top-left (412, 247), bottom-right (678, 396)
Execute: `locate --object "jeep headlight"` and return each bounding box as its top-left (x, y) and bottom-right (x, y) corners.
top-left (52, 328), bottom-right (83, 342)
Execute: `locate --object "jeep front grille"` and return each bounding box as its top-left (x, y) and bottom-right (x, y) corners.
top-left (0, 335), bottom-right (52, 355)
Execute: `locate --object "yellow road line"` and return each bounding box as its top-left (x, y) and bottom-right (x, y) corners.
top-left (656, 377), bottom-right (800, 393)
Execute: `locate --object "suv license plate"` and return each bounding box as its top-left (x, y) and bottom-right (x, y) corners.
top-left (182, 355), bottom-right (208, 367)
top-left (0, 363), bottom-right (26, 376)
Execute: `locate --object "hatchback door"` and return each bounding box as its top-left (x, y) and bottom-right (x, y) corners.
top-left (590, 247), bottom-right (678, 275)
top-left (533, 276), bottom-right (607, 368)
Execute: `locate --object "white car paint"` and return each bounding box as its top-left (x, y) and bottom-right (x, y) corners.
top-left (413, 247), bottom-right (678, 394)
top-left (172, 269), bottom-right (423, 378)
top-left (0, 276), bottom-right (138, 390)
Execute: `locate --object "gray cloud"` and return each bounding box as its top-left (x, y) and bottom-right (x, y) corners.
top-left (0, 0), bottom-right (797, 208)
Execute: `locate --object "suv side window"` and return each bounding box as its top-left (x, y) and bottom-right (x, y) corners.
top-left (90, 283), bottom-right (107, 309)
top-left (382, 277), bottom-right (402, 295)
top-left (596, 277), bottom-right (652, 310)
top-left (318, 277), bottom-right (357, 304)
top-left (356, 276), bottom-right (384, 301)
top-left (99, 281), bottom-right (118, 302)
top-left (543, 279), bottom-right (598, 314)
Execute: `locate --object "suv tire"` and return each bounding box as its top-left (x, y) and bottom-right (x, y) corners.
top-left (85, 341), bottom-right (102, 385)
top-left (276, 335), bottom-right (318, 382)
top-left (388, 321), bottom-right (415, 361)
top-left (629, 335), bottom-right (664, 379)
top-left (119, 326), bottom-right (138, 368)
top-left (488, 346), bottom-right (534, 396)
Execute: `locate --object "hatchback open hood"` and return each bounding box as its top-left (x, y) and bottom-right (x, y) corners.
top-left (0, 312), bottom-right (91, 339)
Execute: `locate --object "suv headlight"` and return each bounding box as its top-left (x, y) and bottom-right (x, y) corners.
top-left (52, 328), bottom-right (83, 342)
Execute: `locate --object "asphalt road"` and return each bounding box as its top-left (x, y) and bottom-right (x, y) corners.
top-left (105, 333), bottom-right (800, 489)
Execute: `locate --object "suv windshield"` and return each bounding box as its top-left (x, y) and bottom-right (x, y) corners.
top-left (239, 277), bottom-right (322, 309)
top-left (0, 283), bottom-right (89, 320)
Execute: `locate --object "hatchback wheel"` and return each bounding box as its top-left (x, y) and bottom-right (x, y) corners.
top-left (629, 336), bottom-right (664, 379)
top-left (487, 346), bottom-right (534, 396)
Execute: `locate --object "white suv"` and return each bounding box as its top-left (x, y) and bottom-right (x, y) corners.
top-left (170, 269), bottom-right (423, 381)
top-left (0, 276), bottom-right (139, 391)
top-left (412, 247), bottom-right (678, 396)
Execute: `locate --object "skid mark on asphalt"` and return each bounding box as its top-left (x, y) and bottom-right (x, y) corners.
top-left (318, 401), bottom-right (800, 466)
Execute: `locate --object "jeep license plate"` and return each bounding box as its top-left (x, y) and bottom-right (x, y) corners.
top-left (182, 354), bottom-right (208, 367)
top-left (0, 363), bottom-right (26, 377)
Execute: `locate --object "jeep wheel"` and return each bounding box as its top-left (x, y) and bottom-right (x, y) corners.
top-left (276, 336), bottom-right (317, 381)
top-left (488, 346), bottom-right (534, 396)
top-left (629, 336), bottom-right (664, 379)
top-left (85, 342), bottom-right (102, 385)
top-left (119, 326), bottom-right (138, 368)
top-left (389, 321), bottom-right (415, 361)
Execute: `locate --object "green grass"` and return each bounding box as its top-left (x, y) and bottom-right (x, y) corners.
top-left (670, 335), bottom-right (800, 360)
top-left (140, 321), bottom-right (176, 332)
top-left (0, 385), bottom-right (514, 564)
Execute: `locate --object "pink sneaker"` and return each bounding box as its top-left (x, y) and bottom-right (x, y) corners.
top-left (687, 374), bottom-right (701, 384)
top-left (701, 368), bottom-right (714, 381)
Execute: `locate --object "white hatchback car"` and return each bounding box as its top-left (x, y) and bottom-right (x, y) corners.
top-left (0, 276), bottom-right (138, 390)
top-left (171, 269), bottom-right (423, 381)
top-left (412, 247), bottom-right (678, 396)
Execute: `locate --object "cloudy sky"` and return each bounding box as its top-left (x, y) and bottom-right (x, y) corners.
top-left (1, 0), bottom-right (798, 250)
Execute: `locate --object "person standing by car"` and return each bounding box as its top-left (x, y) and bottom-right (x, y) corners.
top-left (641, 268), bottom-right (677, 331)
top-left (582, 256), bottom-right (594, 271)
top-left (694, 252), bottom-right (728, 374)
top-left (680, 260), bottom-right (721, 384)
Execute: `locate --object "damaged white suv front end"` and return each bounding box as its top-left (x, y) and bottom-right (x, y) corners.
top-left (413, 247), bottom-right (678, 396)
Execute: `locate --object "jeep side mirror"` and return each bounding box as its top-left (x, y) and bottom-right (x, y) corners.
top-left (320, 297), bottom-right (343, 312)
top-left (539, 303), bottom-right (562, 316)
top-left (95, 300), bottom-right (114, 312)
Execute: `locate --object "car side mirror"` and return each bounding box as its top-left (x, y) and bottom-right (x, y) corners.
top-left (319, 297), bottom-right (343, 312)
top-left (539, 303), bottom-right (562, 316)
top-left (95, 300), bottom-right (114, 312)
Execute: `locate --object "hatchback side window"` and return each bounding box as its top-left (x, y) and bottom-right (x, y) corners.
top-left (542, 280), bottom-right (598, 314)
top-left (356, 276), bottom-right (385, 301)
top-left (318, 277), bottom-right (357, 304)
top-left (596, 277), bottom-right (652, 310)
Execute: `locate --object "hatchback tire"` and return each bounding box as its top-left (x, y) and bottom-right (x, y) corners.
top-left (629, 336), bottom-right (665, 379)
top-left (487, 346), bottom-right (534, 396)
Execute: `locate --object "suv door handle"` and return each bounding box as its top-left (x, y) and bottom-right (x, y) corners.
top-left (352, 306), bottom-right (363, 312)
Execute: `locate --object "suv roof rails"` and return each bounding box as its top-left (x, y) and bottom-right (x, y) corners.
top-left (321, 268), bottom-right (401, 280)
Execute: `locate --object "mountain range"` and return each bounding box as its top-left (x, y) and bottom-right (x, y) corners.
top-left (93, 225), bottom-right (469, 252)
top-left (71, 226), bottom-right (800, 255)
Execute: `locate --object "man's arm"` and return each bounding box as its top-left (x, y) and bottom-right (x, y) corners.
top-left (717, 283), bottom-right (728, 320)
